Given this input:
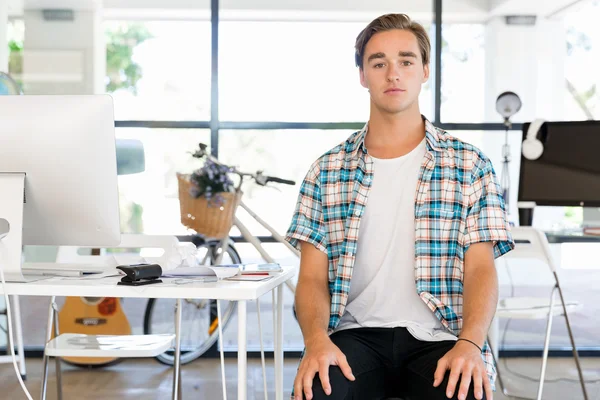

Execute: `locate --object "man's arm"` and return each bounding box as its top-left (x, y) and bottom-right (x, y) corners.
top-left (295, 241), bottom-right (331, 345)
top-left (293, 241), bottom-right (355, 400)
top-left (433, 241), bottom-right (497, 400)
top-left (461, 241), bottom-right (498, 351)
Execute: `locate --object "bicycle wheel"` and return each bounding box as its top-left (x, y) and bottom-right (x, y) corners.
top-left (143, 239), bottom-right (241, 365)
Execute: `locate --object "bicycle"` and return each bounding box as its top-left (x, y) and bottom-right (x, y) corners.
top-left (143, 143), bottom-right (300, 365)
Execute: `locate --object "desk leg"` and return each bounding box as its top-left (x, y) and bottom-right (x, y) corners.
top-left (238, 300), bottom-right (247, 400)
top-left (12, 295), bottom-right (26, 378)
top-left (173, 299), bottom-right (183, 400)
top-left (275, 285), bottom-right (284, 400)
top-left (41, 297), bottom-right (55, 400)
top-left (53, 302), bottom-right (63, 400)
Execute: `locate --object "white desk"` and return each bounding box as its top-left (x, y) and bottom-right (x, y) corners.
top-left (0, 266), bottom-right (296, 400)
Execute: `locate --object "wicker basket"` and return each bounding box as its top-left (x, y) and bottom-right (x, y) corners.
top-left (177, 173), bottom-right (240, 238)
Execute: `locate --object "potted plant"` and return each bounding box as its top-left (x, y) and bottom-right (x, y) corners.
top-left (177, 143), bottom-right (239, 238)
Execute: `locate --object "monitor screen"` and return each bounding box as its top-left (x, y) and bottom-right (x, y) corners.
top-left (518, 120), bottom-right (600, 207)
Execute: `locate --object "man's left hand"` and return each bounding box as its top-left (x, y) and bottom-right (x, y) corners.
top-left (433, 340), bottom-right (492, 400)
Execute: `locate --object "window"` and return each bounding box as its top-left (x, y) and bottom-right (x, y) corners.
top-left (219, 129), bottom-right (355, 234)
top-left (564, 0), bottom-right (600, 120)
top-left (105, 21), bottom-right (211, 121)
top-left (440, 24), bottom-right (485, 122)
top-left (115, 128), bottom-right (211, 234)
top-left (219, 20), bottom-right (433, 122)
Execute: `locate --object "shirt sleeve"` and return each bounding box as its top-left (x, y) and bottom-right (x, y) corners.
top-left (285, 161), bottom-right (328, 255)
top-left (464, 155), bottom-right (515, 258)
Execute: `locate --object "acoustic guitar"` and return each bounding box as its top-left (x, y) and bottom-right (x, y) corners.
top-left (57, 297), bottom-right (132, 366)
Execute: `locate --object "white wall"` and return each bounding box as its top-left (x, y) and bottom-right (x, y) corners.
top-left (484, 17), bottom-right (566, 123)
top-left (23, 6), bottom-right (105, 94)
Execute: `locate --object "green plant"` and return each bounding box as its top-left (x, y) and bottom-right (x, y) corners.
top-left (8, 40), bottom-right (23, 76)
top-left (8, 40), bottom-right (22, 52)
top-left (105, 23), bottom-right (153, 94)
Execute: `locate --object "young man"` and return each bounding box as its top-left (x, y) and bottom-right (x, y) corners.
top-left (285, 13), bottom-right (514, 400)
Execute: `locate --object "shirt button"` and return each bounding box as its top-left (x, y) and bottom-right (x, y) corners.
top-left (355, 210), bottom-right (361, 217)
top-left (365, 178), bottom-right (371, 184)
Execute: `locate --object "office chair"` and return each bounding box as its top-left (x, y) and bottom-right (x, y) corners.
top-left (488, 227), bottom-right (588, 400)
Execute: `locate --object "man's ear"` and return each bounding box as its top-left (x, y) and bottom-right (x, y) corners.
top-left (423, 63), bottom-right (430, 83)
top-left (360, 68), bottom-right (367, 89)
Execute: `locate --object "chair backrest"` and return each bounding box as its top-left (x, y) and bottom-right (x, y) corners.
top-left (503, 227), bottom-right (558, 273)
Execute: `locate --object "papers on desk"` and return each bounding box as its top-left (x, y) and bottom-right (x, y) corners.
top-left (162, 263), bottom-right (283, 280)
top-left (225, 274), bottom-right (272, 282)
top-left (238, 263), bottom-right (283, 274)
top-left (161, 264), bottom-right (240, 280)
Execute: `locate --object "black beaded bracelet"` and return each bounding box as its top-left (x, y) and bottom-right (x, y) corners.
top-left (457, 338), bottom-right (483, 353)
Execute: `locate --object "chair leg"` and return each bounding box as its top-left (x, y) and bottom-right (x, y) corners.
top-left (536, 286), bottom-right (557, 400)
top-left (554, 272), bottom-right (589, 400)
top-left (487, 335), bottom-right (533, 400)
top-left (487, 335), bottom-right (507, 395)
top-left (40, 354), bottom-right (50, 400)
top-left (178, 366), bottom-right (182, 400)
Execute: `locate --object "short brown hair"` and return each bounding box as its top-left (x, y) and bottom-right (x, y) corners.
top-left (355, 13), bottom-right (431, 69)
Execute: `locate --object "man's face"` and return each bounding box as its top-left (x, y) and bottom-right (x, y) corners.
top-left (360, 29), bottom-right (429, 115)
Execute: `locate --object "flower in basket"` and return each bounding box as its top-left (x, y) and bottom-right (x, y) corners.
top-left (188, 146), bottom-right (235, 208)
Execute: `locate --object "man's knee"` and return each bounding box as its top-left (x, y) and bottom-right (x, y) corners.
top-left (402, 371), bottom-right (488, 400)
top-left (307, 366), bottom-right (351, 400)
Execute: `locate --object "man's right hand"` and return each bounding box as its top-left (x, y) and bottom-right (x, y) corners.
top-left (294, 336), bottom-right (355, 400)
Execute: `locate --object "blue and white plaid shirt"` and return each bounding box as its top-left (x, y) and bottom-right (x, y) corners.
top-left (286, 116), bottom-right (514, 390)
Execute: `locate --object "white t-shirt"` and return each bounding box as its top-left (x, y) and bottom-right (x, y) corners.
top-left (336, 138), bottom-right (457, 342)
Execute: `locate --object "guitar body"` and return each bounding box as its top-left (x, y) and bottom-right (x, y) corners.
top-left (57, 297), bottom-right (132, 366)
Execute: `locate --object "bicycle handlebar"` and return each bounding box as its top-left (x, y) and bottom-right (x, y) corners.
top-left (265, 176), bottom-right (296, 186)
top-left (194, 143), bottom-right (296, 187)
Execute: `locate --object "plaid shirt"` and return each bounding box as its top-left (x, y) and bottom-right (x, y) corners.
top-left (285, 117), bottom-right (514, 391)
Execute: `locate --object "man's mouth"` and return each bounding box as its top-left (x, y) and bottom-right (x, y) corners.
top-left (385, 88), bottom-right (406, 93)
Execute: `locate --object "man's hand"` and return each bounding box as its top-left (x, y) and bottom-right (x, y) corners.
top-left (294, 336), bottom-right (355, 400)
top-left (433, 340), bottom-right (492, 400)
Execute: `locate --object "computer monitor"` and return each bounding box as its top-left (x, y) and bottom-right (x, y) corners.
top-left (0, 95), bottom-right (121, 281)
top-left (518, 120), bottom-right (600, 225)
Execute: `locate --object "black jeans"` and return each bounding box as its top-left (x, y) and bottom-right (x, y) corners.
top-left (305, 327), bottom-right (488, 400)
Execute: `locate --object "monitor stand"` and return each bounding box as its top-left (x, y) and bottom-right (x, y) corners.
top-left (517, 201), bottom-right (536, 226)
top-left (0, 173), bottom-right (46, 282)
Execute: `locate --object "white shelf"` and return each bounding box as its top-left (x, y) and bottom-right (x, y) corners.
top-left (45, 333), bottom-right (175, 358)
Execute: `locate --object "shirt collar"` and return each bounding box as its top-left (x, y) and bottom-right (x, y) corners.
top-left (349, 115), bottom-right (444, 157)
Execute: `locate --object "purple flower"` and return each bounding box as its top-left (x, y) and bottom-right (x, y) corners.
top-left (186, 151), bottom-right (234, 206)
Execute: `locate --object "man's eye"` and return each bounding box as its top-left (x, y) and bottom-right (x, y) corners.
top-left (374, 63), bottom-right (384, 68)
